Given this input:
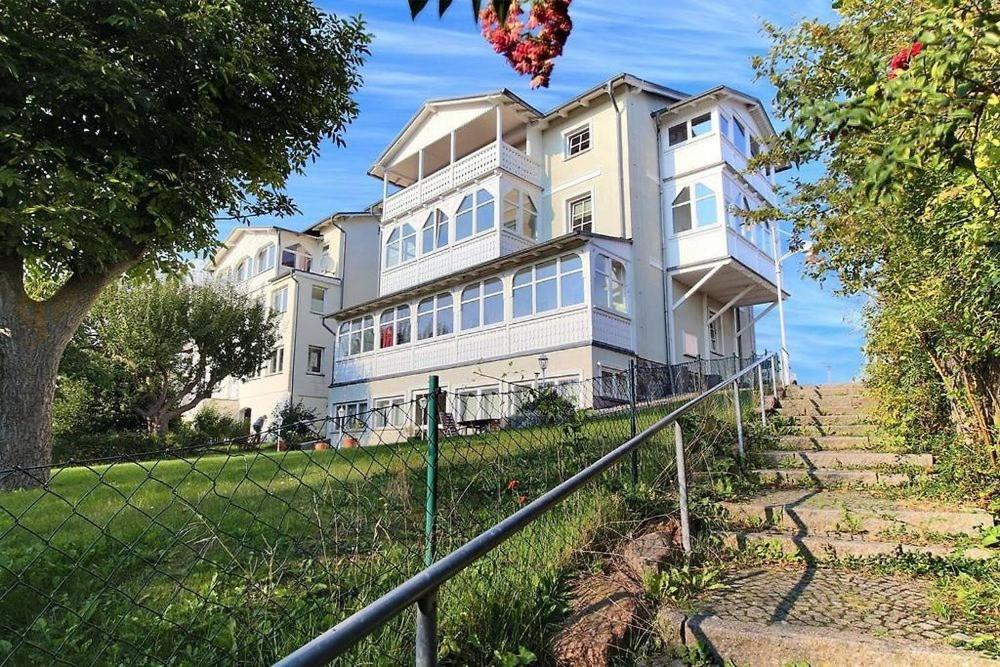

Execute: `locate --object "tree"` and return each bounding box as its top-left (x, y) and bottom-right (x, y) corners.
top-left (0, 0), bottom-right (369, 487)
top-left (76, 278), bottom-right (278, 437)
top-left (753, 0), bottom-right (999, 480)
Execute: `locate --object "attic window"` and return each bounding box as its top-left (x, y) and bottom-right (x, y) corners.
top-left (668, 113), bottom-right (713, 147)
top-left (565, 125), bottom-right (591, 157)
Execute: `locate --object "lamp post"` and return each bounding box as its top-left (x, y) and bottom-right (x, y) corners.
top-left (770, 224), bottom-right (812, 386)
top-left (537, 353), bottom-right (549, 380)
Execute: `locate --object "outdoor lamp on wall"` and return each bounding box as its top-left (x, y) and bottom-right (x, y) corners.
top-left (537, 353), bottom-right (549, 379)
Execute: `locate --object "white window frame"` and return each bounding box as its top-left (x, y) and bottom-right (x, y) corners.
top-left (310, 285), bottom-right (327, 314)
top-left (666, 111), bottom-right (713, 148)
top-left (306, 345), bottom-right (324, 375)
top-left (567, 192), bottom-right (594, 234)
top-left (454, 188), bottom-right (496, 242)
top-left (236, 257), bottom-right (252, 282)
top-left (339, 316), bottom-right (375, 358)
top-left (502, 188), bottom-right (539, 240)
top-left (670, 182), bottom-right (719, 236)
top-left (512, 254), bottom-right (585, 319)
top-left (454, 385), bottom-right (502, 422)
top-left (593, 254), bottom-right (629, 315)
top-left (270, 287), bottom-right (288, 314)
top-left (421, 209), bottom-right (449, 255)
top-left (267, 346), bottom-right (285, 375)
top-left (562, 122), bottom-right (592, 159)
top-left (416, 293), bottom-right (454, 341)
top-left (372, 396), bottom-right (405, 429)
top-left (334, 401), bottom-right (368, 432)
top-left (255, 244), bottom-right (276, 274)
top-left (459, 278), bottom-right (504, 331)
top-left (379, 305), bottom-right (411, 349)
top-left (708, 310), bottom-right (721, 355)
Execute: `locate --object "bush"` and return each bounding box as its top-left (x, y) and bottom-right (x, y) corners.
top-left (508, 387), bottom-right (577, 429)
top-left (271, 401), bottom-right (319, 448)
top-left (52, 431), bottom-right (157, 464)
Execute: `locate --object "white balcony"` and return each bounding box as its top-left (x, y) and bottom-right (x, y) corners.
top-left (336, 305), bottom-right (618, 384)
top-left (383, 141), bottom-right (541, 220)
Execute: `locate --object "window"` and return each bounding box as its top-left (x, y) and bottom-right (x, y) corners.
top-left (385, 223), bottom-right (417, 268)
top-left (373, 397), bottom-right (405, 429)
top-left (236, 258), bottom-right (252, 282)
top-left (503, 189), bottom-right (538, 240)
top-left (455, 188), bottom-right (495, 241)
top-left (708, 311), bottom-right (721, 354)
top-left (267, 347), bottom-right (284, 375)
top-left (593, 254), bottom-right (628, 314)
top-left (270, 287), bottom-right (288, 314)
top-left (456, 386), bottom-right (502, 422)
top-left (379, 305), bottom-right (411, 348)
top-left (456, 195), bottom-right (473, 241)
top-left (668, 113), bottom-right (713, 147)
top-left (568, 194), bottom-right (593, 233)
top-left (565, 125), bottom-right (591, 157)
top-left (307, 346), bottom-right (324, 374)
top-left (749, 135), bottom-right (761, 158)
top-left (310, 286), bottom-right (327, 314)
top-left (334, 401), bottom-right (368, 431)
top-left (338, 316), bottom-right (374, 357)
top-left (671, 183), bottom-right (718, 234)
top-left (417, 293), bottom-right (454, 340)
top-left (421, 209), bottom-right (449, 254)
top-left (719, 114), bottom-right (731, 140)
top-left (733, 118), bottom-right (748, 153)
top-left (475, 189), bottom-right (495, 233)
top-left (460, 278), bottom-right (503, 330)
top-left (281, 245), bottom-right (312, 272)
top-left (255, 244), bottom-right (275, 274)
top-left (513, 254), bottom-right (583, 318)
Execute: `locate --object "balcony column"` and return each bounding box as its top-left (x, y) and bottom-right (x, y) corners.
top-left (382, 171), bottom-right (388, 208)
top-left (449, 130), bottom-right (456, 188)
top-left (495, 103), bottom-right (503, 150)
top-left (417, 149), bottom-right (424, 199)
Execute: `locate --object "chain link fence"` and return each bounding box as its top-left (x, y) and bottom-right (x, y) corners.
top-left (0, 354), bottom-right (776, 665)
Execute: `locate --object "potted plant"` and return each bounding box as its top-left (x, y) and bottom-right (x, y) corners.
top-left (341, 417), bottom-right (364, 448)
top-left (314, 439), bottom-right (332, 451)
top-left (271, 400), bottom-right (319, 453)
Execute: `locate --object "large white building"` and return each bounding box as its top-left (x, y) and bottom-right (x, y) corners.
top-left (327, 74), bottom-right (787, 440)
top-left (203, 210), bottom-right (380, 424)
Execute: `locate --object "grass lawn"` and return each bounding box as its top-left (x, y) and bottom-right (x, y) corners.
top-left (0, 403), bottom-right (691, 665)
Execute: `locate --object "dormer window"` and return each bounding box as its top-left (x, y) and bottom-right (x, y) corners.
top-left (564, 125), bottom-right (591, 158)
top-left (668, 113), bottom-right (712, 147)
top-left (421, 209), bottom-right (449, 254)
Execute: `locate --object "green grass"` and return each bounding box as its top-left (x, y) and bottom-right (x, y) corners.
top-left (0, 399), bottom-right (707, 666)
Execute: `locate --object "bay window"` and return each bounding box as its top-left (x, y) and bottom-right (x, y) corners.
top-left (338, 316), bottom-right (374, 357)
top-left (513, 254), bottom-right (583, 318)
top-left (460, 278), bottom-right (503, 330)
top-left (502, 189), bottom-right (538, 240)
top-left (422, 209), bottom-right (449, 254)
top-left (594, 254), bottom-right (628, 314)
top-left (379, 305), bottom-right (411, 348)
top-left (417, 293), bottom-right (454, 340)
top-left (671, 183), bottom-right (718, 234)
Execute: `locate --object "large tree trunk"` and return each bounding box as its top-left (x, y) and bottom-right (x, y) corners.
top-left (0, 253), bottom-right (137, 490)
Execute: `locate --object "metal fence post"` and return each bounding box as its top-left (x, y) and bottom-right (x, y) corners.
top-left (673, 421), bottom-right (692, 554)
top-left (416, 375), bottom-right (440, 667)
top-left (757, 365), bottom-right (766, 426)
top-left (733, 380), bottom-right (744, 457)
top-left (769, 355), bottom-right (779, 398)
top-left (629, 359), bottom-right (638, 488)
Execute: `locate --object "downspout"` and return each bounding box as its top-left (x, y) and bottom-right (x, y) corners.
top-left (321, 313), bottom-right (339, 388)
top-left (287, 269), bottom-right (299, 406)
top-left (329, 217), bottom-right (348, 312)
top-left (654, 112), bottom-right (673, 365)
top-left (606, 81), bottom-right (627, 239)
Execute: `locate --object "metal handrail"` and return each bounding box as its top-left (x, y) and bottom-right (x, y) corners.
top-left (276, 353), bottom-right (779, 666)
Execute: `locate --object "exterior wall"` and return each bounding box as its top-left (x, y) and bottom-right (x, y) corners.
top-left (668, 275), bottom-right (751, 363)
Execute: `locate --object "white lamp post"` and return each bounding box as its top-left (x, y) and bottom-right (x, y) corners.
top-left (537, 353), bottom-right (549, 380)
top-left (770, 224), bottom-right (812, 386)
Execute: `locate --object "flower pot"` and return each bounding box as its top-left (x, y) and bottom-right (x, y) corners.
top-left (341, 435), bottom-right (359, 449)
top-left (276, 438), bottom-right (289, 452)
top-left (314, 440), bottom-right (332, 451)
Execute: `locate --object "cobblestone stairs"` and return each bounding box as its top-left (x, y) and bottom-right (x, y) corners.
top-left (655, 382), bottom-right (999, 666)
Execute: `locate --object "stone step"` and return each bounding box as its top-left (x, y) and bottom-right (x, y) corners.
top-left (778, 435), bottom-right (871, 450)
top-left (791, 414), bottom-right (870, 426)
top-left (779, 399), bottom-right (870, 416)
top-left (722, 489), bottom-right (993, 537)
top-left (784, 383), bottom-right (863, 398)
top-left (754, 468), bottom-right (909, 487)
top-left (655, 566), bottom-right (1000, 666)
top-left (760, 449), bottom-right (933, 470)
top-left (721, 530), bottom-right (998, 561)
top-left (794, 423), bottom-right (872, 437)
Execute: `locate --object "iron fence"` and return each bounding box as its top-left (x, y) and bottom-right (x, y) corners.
top-left (0, 353), bottom-right (778, 666)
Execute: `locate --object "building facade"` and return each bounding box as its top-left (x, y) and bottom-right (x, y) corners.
top-left (327, 74), bottom-right (787, 442)
top-left (202, 210), bottom-right (380, 424)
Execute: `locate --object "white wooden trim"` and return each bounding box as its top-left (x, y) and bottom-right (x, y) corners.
top-left (671, 263), bottom-right (722, 310)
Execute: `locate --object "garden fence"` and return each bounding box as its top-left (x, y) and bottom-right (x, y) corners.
top-left (0, 353), bottom-right (778, 666)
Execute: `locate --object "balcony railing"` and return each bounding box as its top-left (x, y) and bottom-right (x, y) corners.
top-left (383, 141), bottom-right (541, 220)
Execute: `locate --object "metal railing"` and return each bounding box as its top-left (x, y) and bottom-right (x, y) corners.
top-left (277, 353), bottom-right (780, 666)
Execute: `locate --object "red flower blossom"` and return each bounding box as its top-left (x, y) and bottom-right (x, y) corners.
top-left (506, 479), bottom-right (519, 491)
top-left (480, 0), bottom-right (572, 89)
top-left (888, 41), bottom-right (923, 79)
top-left (517, 494), bottom-right (528, 506)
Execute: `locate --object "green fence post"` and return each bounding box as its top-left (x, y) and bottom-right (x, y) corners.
top-left (629, 359), bottom-right (638, 488)
top-left (416, 375), bottom-right (440, 667)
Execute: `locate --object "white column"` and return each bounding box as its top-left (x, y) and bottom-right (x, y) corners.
top-left (770, 223), bottom-right (791, 384)
top-left (417, 148), bottom-right (425, 200)
top-left (495, 104), bottom-right (503, 146)
top-left (382, 171), bottom-right (388, 206)
top-left (449, 130), bottom-right (456, 188)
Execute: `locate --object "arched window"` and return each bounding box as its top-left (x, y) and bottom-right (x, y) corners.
top-left (460, 278), bottom-right (503, 330)
top-left (456, 195), bottom-right (473, 241)
top-left (236, 257), bottom-right (252, 282)
top-left (502, 189), bottom-right (538, 240)
top-left (417, 294), bottom-right (453, 340)
top-left (385, 228), bottom-right (400, 267)
top-left (343, 316), bottom-right (374, 356)
top-left (421, 209), bottom-right (449, 254)
top-left (594, 255), bottom-right (628, 314)
top-left (255, 244), bottom-right (275, 274)
top-left (672, 183), bottom-right (718, 234)
top-left (513, 254), bottom-right (582, 318)
top-left (379, 305), bottom-right (411, 348)
top-left (401, 223), bottom-right (417, 262)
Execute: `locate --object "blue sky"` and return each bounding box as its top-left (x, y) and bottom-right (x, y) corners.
top-left (223, 0), bottom-right (867, 384)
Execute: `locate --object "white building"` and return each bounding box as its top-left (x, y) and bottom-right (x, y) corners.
top-left (327, 74), bottom-right (787, 440)
top-left (202, 210), bottom-right (380, 424)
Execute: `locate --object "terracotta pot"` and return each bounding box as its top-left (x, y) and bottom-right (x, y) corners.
top-left (314, 440), bottom-right (332, 451)
top-left (341, 435), bottom-right (359, 449)
top-left (276, 438), bottom-right (289, 452)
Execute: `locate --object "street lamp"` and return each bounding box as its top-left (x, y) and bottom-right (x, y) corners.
top-left (537, 353), bottom-right (549, 380)
top-left (770, 224), bottom-right (813, 386)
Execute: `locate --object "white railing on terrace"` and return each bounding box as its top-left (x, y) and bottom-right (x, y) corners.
top-left (383, 141), bottom-right (541, 220)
